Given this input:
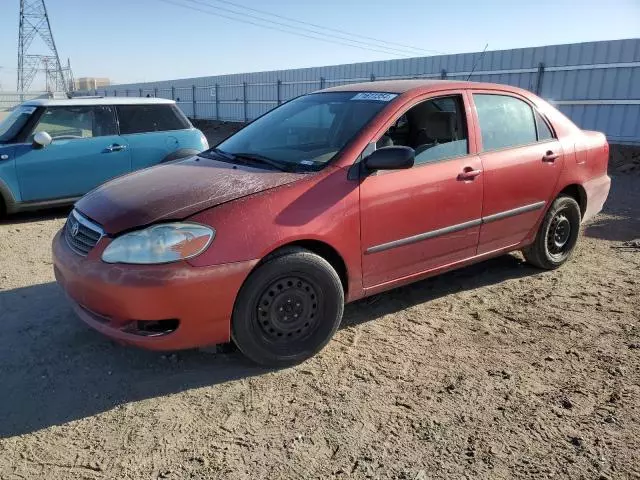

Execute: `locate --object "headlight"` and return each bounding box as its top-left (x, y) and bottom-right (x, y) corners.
top-left (102, 223), bottom-right (214, 264)
top-left (200, 132), bottom-right (209, 150)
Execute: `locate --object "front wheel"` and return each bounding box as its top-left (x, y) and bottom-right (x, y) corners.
top-left (522, 195), bottom-right (581, 270)
top-left (232, 248), bottom-right (344, 367)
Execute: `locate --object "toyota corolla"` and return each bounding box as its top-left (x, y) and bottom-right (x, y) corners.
top-left (52, 80), bottom-right (611, 366)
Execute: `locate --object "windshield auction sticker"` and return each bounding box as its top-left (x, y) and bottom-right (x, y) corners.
top-left (350, 92), bottom-right (398, 102)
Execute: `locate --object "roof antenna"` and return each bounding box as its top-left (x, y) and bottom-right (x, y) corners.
top-left (466, 43), bottom-right (489, 81)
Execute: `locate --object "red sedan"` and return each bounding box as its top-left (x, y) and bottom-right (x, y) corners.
top-left (52, 80), bottom-right (611, 366)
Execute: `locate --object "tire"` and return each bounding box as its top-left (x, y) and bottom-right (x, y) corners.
top-left (522, 195), bottom-right (581, 270)
top-left (232, 248), bottom-right (344, 367)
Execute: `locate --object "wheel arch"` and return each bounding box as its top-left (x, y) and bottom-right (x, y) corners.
top-left (0, 178), bottom-right (17, 216)
top-left (557, 183), bottom-right (587, 218)
top-left (259, 240), bottom-right (349, 296)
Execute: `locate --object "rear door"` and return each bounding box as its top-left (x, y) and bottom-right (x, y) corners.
top-left (116, 104), bottom-right (193, 170)
top-left (472, 92), bottom-right (563, 254)
top-left (15, 105), bottom-right (130, 202)
top-left (359, 91), bottom-right (483, 288)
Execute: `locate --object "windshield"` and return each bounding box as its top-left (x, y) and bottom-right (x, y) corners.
top-left (212, 92), bottom-right (396, 170)
top-left (0, 106), bottom-right (37, 143)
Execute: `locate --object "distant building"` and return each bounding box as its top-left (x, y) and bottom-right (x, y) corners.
top-left (75, 77), bottom-right (110, 91)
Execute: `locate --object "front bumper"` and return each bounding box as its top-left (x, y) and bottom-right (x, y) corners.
top-left (52, 230), bottom-right (258, 350)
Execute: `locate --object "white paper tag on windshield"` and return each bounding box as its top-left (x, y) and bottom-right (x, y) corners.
top-left (350, 92), bottom-right (397, 102)
top-left (300, 160), bottom-right (314, 166)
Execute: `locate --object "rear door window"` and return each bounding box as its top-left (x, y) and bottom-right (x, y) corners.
top-left (116, 104), bottom-right (191, 134)
top-left (473, 94), bottom-right (538, 151)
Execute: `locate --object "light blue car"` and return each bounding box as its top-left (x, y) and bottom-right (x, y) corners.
top-left (0, 97), bottom-right (208, 215)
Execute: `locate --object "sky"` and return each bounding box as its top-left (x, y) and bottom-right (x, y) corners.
top-left (0, 0), bottom-right (639, 90)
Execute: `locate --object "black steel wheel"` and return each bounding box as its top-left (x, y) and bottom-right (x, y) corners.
top-left (547, 212), bottom-right (572, 259)
top-left (256, 276), bottom-right (321, 343)
top-left (523, 195), bottom-right (581, 270)
top-left (232, 247), bottom-right (344, 367)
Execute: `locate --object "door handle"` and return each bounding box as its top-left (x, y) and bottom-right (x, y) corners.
top-left (457, 167), bottom-right (482, 181)
top-left (105, 144), bottom-right (126, 152)
top-left (542, 151), bottom-right (559, 162)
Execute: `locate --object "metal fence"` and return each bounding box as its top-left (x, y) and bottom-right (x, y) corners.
top-left (0, 91), bottom-right (49, 111)
top-left (8, 38), bottom-right (640, 144)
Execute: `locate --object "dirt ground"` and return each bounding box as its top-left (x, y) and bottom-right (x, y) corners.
top-left (0, 170), bottom-right (639, 479)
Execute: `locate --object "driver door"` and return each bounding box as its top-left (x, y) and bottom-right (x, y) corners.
top-left (15, 105), bottom-right (131, 202)
top-left (359, 91), bottom-right (484, 288)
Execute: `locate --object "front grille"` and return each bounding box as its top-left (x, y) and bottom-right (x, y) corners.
top-left (64, 210), bottom-right (104, 256)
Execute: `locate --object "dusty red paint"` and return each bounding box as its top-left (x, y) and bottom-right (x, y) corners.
top-left (53, 80), bottom-right (611, 350)
top-left (53, 229), bottom-right (257, 349)
top-left (76, 157), bottom-right (305, 234)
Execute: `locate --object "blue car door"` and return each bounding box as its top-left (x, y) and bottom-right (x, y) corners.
top-left (15, 105), bottom-right (131, 202)
top-left (116, 104), bottom-right (197, 170)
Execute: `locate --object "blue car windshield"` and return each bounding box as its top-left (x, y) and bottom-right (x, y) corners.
top-left (212, 92), bottom-right (396, 170)
top-left (0, 106), bottom-right (36, 143)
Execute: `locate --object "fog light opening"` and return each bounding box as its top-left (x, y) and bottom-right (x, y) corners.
top-left (130, 319), bottom-right (180, 337)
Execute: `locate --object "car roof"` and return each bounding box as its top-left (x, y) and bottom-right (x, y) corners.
top-left (22, 97), bottom-right (176, 107)
top-left (320, 79), bottom-right (521, 95)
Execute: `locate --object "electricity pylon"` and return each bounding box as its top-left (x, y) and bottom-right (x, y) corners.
top-left (17, 0), bottom-right (69, 93)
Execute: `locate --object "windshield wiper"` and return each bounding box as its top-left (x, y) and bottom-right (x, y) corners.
top-left (203, 147), bottom-right (235, 160)
top-left (202, 148), bottom-right (295, 172)
top-left (232, 152), bottom-right (293, 172)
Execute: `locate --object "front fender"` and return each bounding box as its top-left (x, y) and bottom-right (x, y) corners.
top-left (0, 146), bottom-right (20, 212)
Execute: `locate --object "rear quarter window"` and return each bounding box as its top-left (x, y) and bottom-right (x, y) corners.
top-left (116, 104), bottom-right (191, 134)
top-left (535, 111), bottom-right (554, 141)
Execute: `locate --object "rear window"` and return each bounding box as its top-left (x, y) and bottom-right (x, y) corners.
top-left (116, 104), bottom-right (191, 134)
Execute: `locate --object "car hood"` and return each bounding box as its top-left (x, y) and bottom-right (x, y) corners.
top-left (75, 156), bottom-right (306, 234)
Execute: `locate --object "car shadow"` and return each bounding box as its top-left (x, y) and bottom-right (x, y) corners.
top-left (341, 254), bottom-right (539, 329)
top-left (0, 206), bottom-right (71, 225)
top-left (583, 173), bottom-right (640, 242)
top-left (0, 253), bottom-right (538, 438)
top-left (584, 214), bottom-right (640, 242)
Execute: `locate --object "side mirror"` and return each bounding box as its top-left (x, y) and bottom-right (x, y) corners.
top-left (364, 146), bottom-right (415, 171)
top-left (33, 131), bottom-right (52, 148)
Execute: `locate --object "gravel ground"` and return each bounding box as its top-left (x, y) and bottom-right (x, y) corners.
top-left (0, 173), bottom-right (638, 480)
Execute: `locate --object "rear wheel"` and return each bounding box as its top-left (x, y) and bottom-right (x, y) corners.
top-left (522, 195), bottom-right (581, 269)
top-left (232, 248), bottom-right (344, 367)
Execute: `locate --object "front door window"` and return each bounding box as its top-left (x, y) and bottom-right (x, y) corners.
top-left (31, 106), bottom-right (118, 141)
top-left (377, 95), bottom-right (469, 164)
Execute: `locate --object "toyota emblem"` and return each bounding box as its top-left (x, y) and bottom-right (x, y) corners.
top-left (71, 222), bottom-right (80, 237)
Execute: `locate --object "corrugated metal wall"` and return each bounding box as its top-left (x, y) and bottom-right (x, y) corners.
top-left (96, 38), bottom-right (640, 144)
